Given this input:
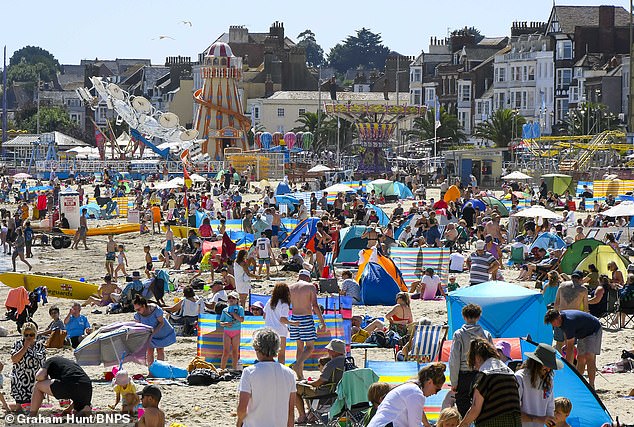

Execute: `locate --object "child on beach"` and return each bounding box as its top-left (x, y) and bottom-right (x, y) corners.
top-left (447, 275), bottom-right (459, 292)
top-left (105, 235), bottom-right (117, 278)
top-left (256, 232), bottom-right (273, 280)
top-left (38, 306), bottom-right (65, 336)
top-left (219, 291), bottom-right (244, 370)
top-left (0, 361), bottom-right (11, 412)
top-left (363, 382), bottom-right (391, 426)
top-left (144, 246), bottom-right (153, 278)
top-left (553, 397), bottom-right (572, 427)
top-left (437, 407), bottom-right (461, 427)
top-left (136, 385), bottom-right (165, 427)
top-left (113, 244), bottom-right (128, 279)
top-left (110, 370), bottom-right (138, 415)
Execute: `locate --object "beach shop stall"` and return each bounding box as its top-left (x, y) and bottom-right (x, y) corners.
top-left (444, 148), bottom-right (507, 188)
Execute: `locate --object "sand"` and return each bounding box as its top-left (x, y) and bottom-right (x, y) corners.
top-left (0, 186), bottom-right (632, 427)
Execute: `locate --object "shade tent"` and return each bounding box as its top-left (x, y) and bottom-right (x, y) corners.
top-left (392, 181), bottom-right (414, 199)
top-left (559, 239), bottom-right (603, 274)
top-left (280, 217), bottom-right (320, 252)
top-left (394, 213), bottom-right (417, 240)
top-left (529, 232), bottom-right (566, 251)
top-left (335, 225), bottom-right (369, 264)
top-left (463, 199), bottom-right (486, 211)
top-left (502, 171), bottom-right (532, 180)
top-left (447, 281), bottom-right (552, 344)
top-left (275, 181), bottom-right (292, 196)
top-left (356, 249), bottom-right (408, 305)
top-left (368, 204), bottom-right (389, 226)
top-left (512, 205), bottom-right (562, 219)
top-left (275, 194), bottom-right (299, 206)
top-left (367, 179), bottom-right (394, 196)
top-left (575, 244), bottom-right (629, 278)
top-left (542, 173), bottom-right (574, 195)
top-left (481, 196), bottom-right (509, 217)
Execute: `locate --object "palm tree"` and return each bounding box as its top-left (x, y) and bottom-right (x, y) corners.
top-left (473, 108), bottom-right (526, 147)
top-left (292, 111), bottom-right (320, 133)
top-left (404, 107), bottom-right (467, 149)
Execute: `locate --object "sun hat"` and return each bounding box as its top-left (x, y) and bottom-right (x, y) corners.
top-left (495, 341), bottom-right (512, 360)
top-left (325, 339), bottom-right (346, 355)
top-left (115, 370), bottom-right (130, 386)
top-left (227, 291), bottom-right (240, 300)
top-left (250, 301), bottom-right (264, 310)
top-left (524, 343), bottom-right (564, 370)
top-left (132, 271), bottom-right (141, 278)
top-left (475, 240), bottom-right (486, 250)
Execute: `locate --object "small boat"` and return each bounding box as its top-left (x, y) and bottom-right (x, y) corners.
top-left (59, 223), bottom-right (140, 236)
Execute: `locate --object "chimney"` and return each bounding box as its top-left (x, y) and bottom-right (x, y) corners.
top-left (265, 74), bottom-right (274, 97)
top-left (598, 5), bottom-right (615, 53)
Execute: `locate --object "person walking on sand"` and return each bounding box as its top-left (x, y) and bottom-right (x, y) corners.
top-left (11, 228), bottom-right (32, 272)
top-left (288, 270), bottom-right (327, 380)
top-left (162, 223), bottom-right (174, 268)
top-left (105, 234), bottom-right (117, 278)
top-left (71, 208), bottom-right (88, 250)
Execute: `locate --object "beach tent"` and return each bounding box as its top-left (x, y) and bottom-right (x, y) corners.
top-left (367, 204), bottom-right (389, 226)
top-left (463, 199), bottom-right (486, 211)
top-left (394, 213), bottom-right (416, 240)
top-left (367, 179), bottom-right (393, 196)
top-left (447, 281), bottom-right (552, 344)
top-left (356, 249), bottom-right (407, 305)
top-left (275, 194), bottom-right (299, 206)
top-left (335, 225), bottom-right (369, 264)
top-left (559, 238), bottom-right (603, 274)
top-left (542, 173), bottom-right (574, 195)
top-left (443, 185), bottom-right (461, 202)
top-left (392, 181), bottom-right (414, 199)
top-left (575, 244), bottom-right (629, 277)
top-left (280, 217), bottom-right (320, 251)
top-left (275, 181), bottom-right (292, 196)
top-left (481, 196), bottom-right (509, 217)
top-left (529, 232), bottom-right (567, 251)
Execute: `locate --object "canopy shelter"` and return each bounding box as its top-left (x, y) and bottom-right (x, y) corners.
top-left (542, 173), bottom-right (574, 195)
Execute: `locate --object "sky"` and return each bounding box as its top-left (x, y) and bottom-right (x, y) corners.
top-left (2, 0), bottom-right (631, 66)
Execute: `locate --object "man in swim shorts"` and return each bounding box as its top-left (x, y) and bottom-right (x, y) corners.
top-left (105, 234), bottom-right (117, 277)
top-left (288, 270), bottom-right (327, 380)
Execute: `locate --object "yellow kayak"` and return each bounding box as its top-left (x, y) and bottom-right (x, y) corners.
top-left (60, 223), bottom-right (140, 236)
top-left (0, 272), bottom-right (99, 300)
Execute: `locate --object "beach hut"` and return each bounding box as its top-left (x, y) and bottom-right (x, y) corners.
top-left (447, 281), bottom-right (552, 344)
top-left (559, 238), bottom-right (603, 274)
top-left (529, 232), bottom-right (567, 252)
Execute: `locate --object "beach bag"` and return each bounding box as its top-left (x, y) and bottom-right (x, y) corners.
top-left (351, 329), bottom-right (370, 343)
top-left (187, 368), bottom-right (220, 386)
top-left (367, 330), bottom-right (389, 348)
top-left (191, 278), bottom-right (206, 290)
top-left (46, 329), bottom-right (67, 348)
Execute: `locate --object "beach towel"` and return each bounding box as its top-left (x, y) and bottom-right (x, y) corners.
top-left (5, 286), bottom-right (30, 315)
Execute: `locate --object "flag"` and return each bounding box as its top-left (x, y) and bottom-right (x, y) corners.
top-left (183, 165), bottom-right (192, 189)
top-left (434, 96), bottom-right (441, 130)
top-left (180, 148), bottom-right (190, 166)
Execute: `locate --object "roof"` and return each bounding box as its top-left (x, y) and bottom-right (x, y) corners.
top-left (462, 46), bottom-right (505, 62)
top-left (57, 65), bottom-right (85, 90)
top-left (549, 6), bottom-right (631, 34)
top-left (264, 91), bottom-right (410, 103)
top-left (478, 37), bottom-right (508, 47)
top-left (4, 132), bottom-right (88, 147)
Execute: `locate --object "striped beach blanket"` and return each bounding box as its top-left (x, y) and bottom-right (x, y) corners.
top-left (197, 314), bottom-right (346, 369)
top-left (390, 247), bottom-right (451, 286)
top-left (364, 360), bottom-right (450, 422)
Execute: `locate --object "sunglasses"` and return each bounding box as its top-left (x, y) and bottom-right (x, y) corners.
top-left (23, 333), bottom-right (36, 338)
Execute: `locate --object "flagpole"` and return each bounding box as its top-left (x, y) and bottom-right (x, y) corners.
top-left (2, 45), bottom-right (7, 149)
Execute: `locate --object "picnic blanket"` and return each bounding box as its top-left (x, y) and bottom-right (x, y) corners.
top-left (197, 314), bottom-right (346, 369)
top-left (390, 247), bottom-right (451, 286)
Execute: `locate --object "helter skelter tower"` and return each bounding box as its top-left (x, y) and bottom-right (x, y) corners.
top-left (194, 42), bottom-right (250, 160)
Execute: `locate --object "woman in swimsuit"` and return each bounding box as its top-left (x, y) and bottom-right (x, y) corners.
top-left (386, 292), bottom-right (413, 337)
top-left (362, 223), bottom-right (381, 249)
top-left (313, 221), bottom-right (332, 277)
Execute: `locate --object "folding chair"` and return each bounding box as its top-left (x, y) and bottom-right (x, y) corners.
top-left (598, 288), bottom-right (620, 330)
top-left (619, 297), bottom-right (634, 328)
top-left (328, 368), bottom-right (379, 427)
top-left (402, 324), bottom-right (448, 363)
top-left (301, 365), bottom-right (345, 425)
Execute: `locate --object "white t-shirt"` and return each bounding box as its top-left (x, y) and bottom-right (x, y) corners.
top-left (234, 262), bottom-right (252, 294)
top-left (449, 252), bottom-right (465, 272)
top-left (256, 238), bottom-right (271, 259)
top-left (367, 382), bottom-right (426, 427)
top-left (421, 274), bottom-right (441, 300)
top-left (179, 297), bottom-right (205, 317)
top-left (238, 361), bottom-right (296, 427)
top-left (263, 300), bottom-right (291, 338)
top-left (210, 290), bottom-right (228, 304)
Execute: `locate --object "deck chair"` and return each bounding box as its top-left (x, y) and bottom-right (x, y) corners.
top-left (301, 365), bottom-right (345, 426)
top-left (508, 245), bottom-right (525, 266)
top-left (402, 324), bottom-right (448, 363)
top-left (598, 288), bottom-right (620, 330)
top-left (328, 368), bottom-right (379, 426)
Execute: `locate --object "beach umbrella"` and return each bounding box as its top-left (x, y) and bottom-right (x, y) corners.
top-left (307, 164), bottom-right (332, 173)
top-left (74, 322), bottom-right (153, 367)
top-left (502, 171), bottom-right (532, 180)
top-left (276, 195), bottom-right (300, 206)
top-left (600, 201), bottom-right (634, 217)
top-left (512, 205), bottom-right (562, 220)
top-left (324, 183), bottom-right (355, 193)
top-left (190, 173), bottom-right (207, 183)
top-left (13, 173), bottom-right (31, 179)
top-left (481, 196), bottom-right (509, 217)
top-left (154, 181), bottom-right (180, 190)
top-left (443, 185), bottom-right (461, 202)
top-left (463, 199), bottom-right (486, 212)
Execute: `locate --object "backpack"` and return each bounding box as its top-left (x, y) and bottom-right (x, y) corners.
top-left (187, 368), bottom-right (220, 386)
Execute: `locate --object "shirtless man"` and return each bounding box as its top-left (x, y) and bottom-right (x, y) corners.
top-left (288, 269), bottom-right (327, 380)
top-left (553, 270), bottom-right (589, 351)
top-left (71, 208), bottom-right (89, 250)
top-left (105, 235), bottom-right (117, 277)
top-left (484, 213), bottom-right (505, 244)
top-left (220, 267), bottom-right (236, 290)
top-left (271, 209), bottom-right (282, 248)
top-left (83, 275), bottom-right (121, 307)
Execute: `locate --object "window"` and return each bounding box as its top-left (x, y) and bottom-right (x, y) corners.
top-left (511, 66), bottom-right (521, 81)
top-left (494, 92), bottom-right (506, 110)
top-left (253, 106), bottom-right (260, 120)
top-left (411, 89), bottom-right (421, 105)
top-left (569, 86), bottom-right (579, 102)
top-left (459, 84), bottom-right (471, 102)
top-left (476, 101), bottom-right (483, 115)
top-left (277, 108), bottom-right (285, 117)
top-left (495, 67), bottom-right (506, 82)
top-left (526, 65), bottom-right (535, 81)
top-left (556, 69), bottom-right (572, 88)
top-left (556, 98), bottom-right (569, 122)
top-left (425, 88), bottom-right (435, 105)
top-left (411, 68), bottom-right (421, 83)
top-left (556, 40), bottom-right (573, 60)
top-left (298, 108), bottom-right (306, 115)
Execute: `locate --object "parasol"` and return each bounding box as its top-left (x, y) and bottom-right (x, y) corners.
top-left (511, 205), bottom-right (562, 219)
top-left (502, 171), bottom-right (532, 180)
top-left (307, 164), bottom-right (332, 173)
top-left (74, 321), bottom-right (153, 367)
top-left (323, 183), bottom-right (355, 193)
top-left (13, 173), bottom-right (32, 179)
top-left (600, 201), bottom-right (634, 217)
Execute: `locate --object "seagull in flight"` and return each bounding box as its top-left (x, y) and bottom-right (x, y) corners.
top-left (153, 35), bottom-right (175, 40)
top-left (181, 20), bottom-right (192, 27)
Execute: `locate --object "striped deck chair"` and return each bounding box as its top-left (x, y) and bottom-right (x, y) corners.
top-left (364, 360), bottom-right (451, 423)
top-left (197, 314), bottom-right (346, 369)
top-left (404, 324), bottom-right (448, 363)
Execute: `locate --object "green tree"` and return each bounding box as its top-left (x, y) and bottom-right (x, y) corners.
top-left (296, 30), bottom-right (325, 67)
top-left (565, 102), bottom-right (619, 135)
top-left (473, 109), bottom-right (526, 147)
top-left (16, 105), bottom-right (82, 137)
top-left (8, 46), bottom-right (60, 84)
top-left (292, 111), bottom-right (320, 133)
top-left (404, 107), bottom-right (467, 149)
top-left (327, 28), bottom-right (390, 73)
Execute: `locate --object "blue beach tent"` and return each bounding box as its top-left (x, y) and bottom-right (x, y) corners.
top-left (392, 181), bottom-right (414, 199)
top-left (275, 181), bottom-right (292, 196)
top-left (280, 217), bottom-right (320, 250)
top-left (529, 232), bottom-right (566, 251)
top-left (359, 262), bottom-right (403, 306)
top-left (367, 204), bottom-right (389, 226)
top-left (447, 281), bottom-right (552, 344)
top-left (335, 225), bottom-right (369, 264)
